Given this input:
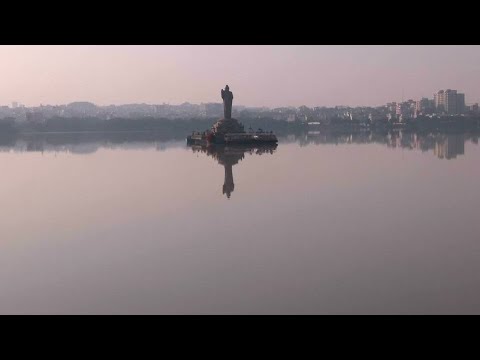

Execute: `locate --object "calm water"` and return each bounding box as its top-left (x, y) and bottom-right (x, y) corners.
top-left (1, 131), bottom-right (480, 314)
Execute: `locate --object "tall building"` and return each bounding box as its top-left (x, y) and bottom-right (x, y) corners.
top-left (396, 101), bottom-right (415, 119)
top-left (456, 93), bottom-right (465, 114)
top-left (434, 90), bottom-right (445, 112)
top-left (395, 103), bottom-right (402, 116)
top-left (434, 89), bottom-right (465, 114)
top-left (444, 89), bottom-right (457, 114)
top-left (386, 102), bottom-right (397, 113)
top-left (416, 98), bottom-right (435, 114)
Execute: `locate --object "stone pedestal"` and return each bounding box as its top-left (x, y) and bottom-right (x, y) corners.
top-left (211, 118), bottom-right (245, 135)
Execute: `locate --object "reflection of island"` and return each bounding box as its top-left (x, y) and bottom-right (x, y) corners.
top-left (0, 132), bottom-right (187, 154)
top-left (189, 144), bottom-right (277, 198)
top-left (0, 130), bottom-right (476, 162)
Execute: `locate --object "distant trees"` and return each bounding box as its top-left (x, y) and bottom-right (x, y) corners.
top-left (0, 117), bottom-right (16, 133)
top-left (0, 114), bottom-right (478, 136)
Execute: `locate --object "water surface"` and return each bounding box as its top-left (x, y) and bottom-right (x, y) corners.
top-left (1, 131), bottom-right (479, 314)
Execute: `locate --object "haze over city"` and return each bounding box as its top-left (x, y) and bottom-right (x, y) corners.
top-left (1, 45), bottom-right (480, 108)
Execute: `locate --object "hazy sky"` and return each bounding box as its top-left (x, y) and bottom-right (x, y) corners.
top-left (1, 45), bottom-right (479, 108)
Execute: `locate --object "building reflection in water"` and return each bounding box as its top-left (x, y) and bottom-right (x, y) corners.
top-left (434, 134), bottom-right (465, 159)
top-left (292, 130), bottom-right (473, 160)
top-left (188, 144), bottom-right (277, 198)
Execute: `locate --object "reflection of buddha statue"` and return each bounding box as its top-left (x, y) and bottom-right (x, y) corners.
top-left (223, 163), bottom-right (234, 198)
top-left (212, 146), bottom-right (244, 199)
top-left (188, 143), bottom-right (277, 199)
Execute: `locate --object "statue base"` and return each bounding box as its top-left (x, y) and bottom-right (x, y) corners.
top-left (211, 118), bottom-right (245, 135)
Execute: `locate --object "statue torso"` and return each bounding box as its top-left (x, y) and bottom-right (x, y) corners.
top-left (222, 89), bottom-right (233, 101)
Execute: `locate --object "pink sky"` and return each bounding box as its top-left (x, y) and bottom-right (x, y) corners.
top-left (1, 45), bottom-right (479, 108)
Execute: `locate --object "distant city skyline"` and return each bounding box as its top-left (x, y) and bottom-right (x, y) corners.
top-left (1, 45), bottom-right (480, 108)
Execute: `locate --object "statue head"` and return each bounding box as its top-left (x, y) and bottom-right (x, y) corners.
top-left (225, 85), bottom-right (229, 91)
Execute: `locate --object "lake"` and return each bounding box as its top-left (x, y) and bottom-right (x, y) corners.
top-left (1, 131), bottom-right (480, 314)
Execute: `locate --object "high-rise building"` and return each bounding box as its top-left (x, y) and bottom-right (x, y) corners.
top-left (445, 89), bottom-right (457, 114)
top-left (396, 101), bottom-right (415, 119)
top-left (434, 89), bottom-right (465, 114)
top-left (386, 102), bottom-right (397, 113)
top-left (456, 93), bottom-right (465, 114)
top-left (416, 97), bottom-right (435, 114)
top-left (434, 90), bottom-right (445, 112)
top-left (395, 103), bottom-right (402, 116)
